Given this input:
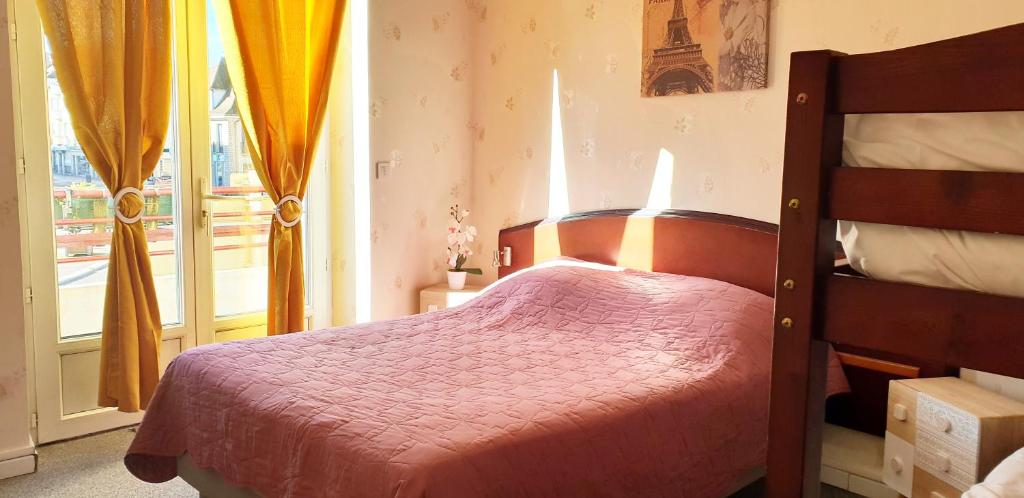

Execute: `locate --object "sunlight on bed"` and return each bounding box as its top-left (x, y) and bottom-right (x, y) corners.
top-left (479, 258), bottom-right (625, 296)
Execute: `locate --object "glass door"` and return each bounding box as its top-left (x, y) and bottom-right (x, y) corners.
top-left (15, 0), bottom-right (198, 443)
top-left (188, 0), bottom-right (330, 344)
top-left (17, 0), bottom-right (332, 442)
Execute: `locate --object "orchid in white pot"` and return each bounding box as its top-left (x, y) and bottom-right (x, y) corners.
top-left (446, 204), bottom-right (481, 290)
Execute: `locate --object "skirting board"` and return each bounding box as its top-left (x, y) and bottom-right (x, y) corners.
top-left (0, 453), bottom-right (37, 480)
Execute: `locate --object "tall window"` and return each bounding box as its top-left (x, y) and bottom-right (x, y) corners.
top-left (45, 40), bottom-right (183, 339)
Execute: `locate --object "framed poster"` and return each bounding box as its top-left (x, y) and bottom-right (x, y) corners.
top-left (642, 0), bottom-right (769, 96)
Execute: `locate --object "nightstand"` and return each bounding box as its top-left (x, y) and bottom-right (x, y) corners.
top-left (882, 377), bottom-right (1024, 498)
top-left (418, 283), bottom-right (483, 313)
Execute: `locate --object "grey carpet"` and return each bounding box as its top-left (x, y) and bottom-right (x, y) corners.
top-left (0, 427), bottom-right (862, 497)
top-left (0, 427), bottom-right (196, 498)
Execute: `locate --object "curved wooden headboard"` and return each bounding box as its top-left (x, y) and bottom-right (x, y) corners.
top-left (497, 209), bottom-right (780, 296)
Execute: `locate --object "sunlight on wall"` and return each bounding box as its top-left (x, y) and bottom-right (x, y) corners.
top-left (646, 148), bottom-right (674, 210)
top-left (615, 148), bottom-right (676, 271)
top-left (547, 69), bottom-right (570, 220)
top-left (352, 0), bottom-right (371, 323)
top-left (533, 69), bottom-right (569, 263)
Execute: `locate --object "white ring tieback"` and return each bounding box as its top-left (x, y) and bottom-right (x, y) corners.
top-left (112, 187), bottom-right (145, 224)
top-left (274, 195), bottom-right (302, 228)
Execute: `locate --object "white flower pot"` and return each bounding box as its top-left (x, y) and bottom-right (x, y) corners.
top-left (447, 270), bottom-right (467, 290)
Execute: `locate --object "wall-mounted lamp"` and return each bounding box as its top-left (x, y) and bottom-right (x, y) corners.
top-left (492, 246), bottom-right (512, 268)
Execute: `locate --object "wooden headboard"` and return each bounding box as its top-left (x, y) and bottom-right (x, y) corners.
top-left (497, 209), bottom-right (779, 296)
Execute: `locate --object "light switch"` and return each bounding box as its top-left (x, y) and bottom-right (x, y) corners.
top-left (375, 160), bottom-right (394, 179)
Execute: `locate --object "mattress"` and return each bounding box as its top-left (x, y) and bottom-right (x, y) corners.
top-left (840, 112), bottom-right (1024, 298)
top-left (126, 261), bottom-right (845, 498)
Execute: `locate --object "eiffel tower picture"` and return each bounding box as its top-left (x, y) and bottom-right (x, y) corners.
top-left (643, 0), bottom-right (714, 96)
top-left (642, 0), bottom-right (769, 97)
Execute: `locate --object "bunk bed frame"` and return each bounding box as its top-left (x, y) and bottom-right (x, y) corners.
top-left (765, 23), bottom-right (1024, 497)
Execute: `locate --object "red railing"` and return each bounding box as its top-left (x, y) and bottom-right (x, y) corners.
top-left (51, 185), bottom-right (265, 199)
top-left (54, 210), bottom-right (274, 227)
top-left (58, 242), bottom-right (269, 264)
top-left (54, 186), bottom-right (272, 264)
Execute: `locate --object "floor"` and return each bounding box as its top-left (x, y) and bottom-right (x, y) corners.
top-left (729, 479), bottom-right (859, 498)
top-left (0, 428), bottom-right (860, 498)
top-left (0, 428), bottom-right (196, 497)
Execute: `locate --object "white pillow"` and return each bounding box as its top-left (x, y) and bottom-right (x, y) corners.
top-left (840, 112), bottom-right (1024, 299)
top-left (963, 448), bottom-right (1024, 498)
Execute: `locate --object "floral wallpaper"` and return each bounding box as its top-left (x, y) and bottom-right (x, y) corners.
top-left (467, 0), bottom-right (1024, 283)
top-left (369, 0), bottom-right (475, 319)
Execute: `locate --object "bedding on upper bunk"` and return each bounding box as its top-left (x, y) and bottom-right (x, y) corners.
top-left (840, 112), bottom-right (1024, 298)
top-left (125, 260), bottom-right (847, 498)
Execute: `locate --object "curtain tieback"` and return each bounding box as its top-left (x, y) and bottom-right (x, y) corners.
top-left (274, 195), bottom-right (303, 228)
top-left (112, 187), bottom-right (145, 224)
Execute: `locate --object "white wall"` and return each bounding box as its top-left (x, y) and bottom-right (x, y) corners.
top-left (367, 0), bottom-right (477, 319)
top-left (0, 0), bottom-right (37, 479)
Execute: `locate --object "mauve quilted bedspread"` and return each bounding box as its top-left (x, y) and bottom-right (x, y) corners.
top-left (126, 262), bottom-right (835, 498)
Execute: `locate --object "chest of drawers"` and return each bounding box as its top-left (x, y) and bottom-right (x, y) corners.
top-left (883, 377), bottom-right (1024, 498)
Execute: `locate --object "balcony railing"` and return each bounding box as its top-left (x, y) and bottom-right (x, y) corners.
top-left (53, 186), bottom-right (270, 264)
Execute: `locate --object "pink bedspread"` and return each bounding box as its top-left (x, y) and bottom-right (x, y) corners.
top-left (127, 262), bottom-right (845, 498)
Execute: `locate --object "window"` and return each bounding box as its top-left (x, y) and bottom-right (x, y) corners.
top-left (44, 39), bottom-right (184, 339)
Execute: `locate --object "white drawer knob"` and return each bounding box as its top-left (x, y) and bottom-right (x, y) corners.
top-left (937, 452), bottom-right (952, 472)
top-left (893, 403), bottom-right (908, 421)
top-left (890, 456), bottom-right (904, 474)
top-left (930, 492), bottom-right (948, 498)
top-left (940, 417), bottom-right (953, 433)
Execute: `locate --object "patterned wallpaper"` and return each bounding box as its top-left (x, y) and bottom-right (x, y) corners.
top-left (369, 0), bottom-right (475, 319)
top-left (366, 0), bottom-right (1024, 313)
top-left (467, 0), bottom-right (1024, 282)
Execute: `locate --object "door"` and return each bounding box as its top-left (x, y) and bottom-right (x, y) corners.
top-left (13, 0), bottom-right (331, 443)
top-left (186, 0), bottom-right (332, 344)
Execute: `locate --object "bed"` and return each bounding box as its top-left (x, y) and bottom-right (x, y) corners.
top-left (125, 209), bottom-right (845, 498)
top-left (765, 22), bottom-right (1024, 497)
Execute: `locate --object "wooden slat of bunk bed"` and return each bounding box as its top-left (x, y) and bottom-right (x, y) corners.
top-left (823, 275), bottom-right (1024, 379)
top-left (832, 23), bottom-right (1024, 113)
top-left (829, 167), bottom-right (1024, 236)
top-left (766, 22), bottom-right (1024, 498)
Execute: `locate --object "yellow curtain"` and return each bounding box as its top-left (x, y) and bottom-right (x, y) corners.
top-left (212, 0), bottom-right (345, 334)
top-left (37, 0), bottom-right (172, 411)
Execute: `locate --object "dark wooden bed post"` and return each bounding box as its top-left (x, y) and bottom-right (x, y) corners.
top-left (765, 50), bottom-right (846, 498)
